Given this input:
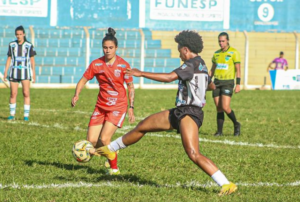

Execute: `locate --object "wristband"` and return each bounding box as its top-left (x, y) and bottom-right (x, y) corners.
top-left (236, 78), bottom-right (241, 85)
top-left (129, 106), bottom-right (134, 109)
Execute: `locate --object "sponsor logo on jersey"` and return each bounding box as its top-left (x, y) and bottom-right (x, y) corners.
top-left (176, 98), bottom-right (186, 105)
top-left (11, 44), bottom-right (16, 48)
top-left (112, 111), bottom-right (120, 116)
top-left (99, 70), bottom-right (105, 73)
top-left (224, 89), bottom-right (231, 94)
top-left (114, 69), bottom-right (121, 77)
top-left (181, 64), bottom-right (187, 69)
top-left (216, 63), bottom-right (228, 70)
top-left (117, 64), bottom-right (126, 68)
top-left (107, 91), bottom-right (119, 96)
top-left (95, 63), bottom-right (103, 66)
top-left (198, 63), bottom-right (207, 72)
top-left (16, 57), bottom-right (26, 62)
top-left (106, 97), bottom-right (117, 106)
top-left (228, 52), bottom-right (234, 54)
top-left (124, 75), bottom-right (129, 79)
top-left (92, 112), bottom-right (100, 116)
top-left (25, 44), bottom-right (30, 49)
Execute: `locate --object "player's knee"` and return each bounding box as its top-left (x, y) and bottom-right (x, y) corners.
top-left (185, 148), bottom-right (201, 162)
top-left (10, 92), bottom-right (17, 98)
top-left (23, 91), bottom-right (30, 98)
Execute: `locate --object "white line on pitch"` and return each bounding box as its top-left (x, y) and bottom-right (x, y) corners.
top-left (2, 120), bottom-right (300, 150)
top-left (0, 180), bottom-right (300, 190)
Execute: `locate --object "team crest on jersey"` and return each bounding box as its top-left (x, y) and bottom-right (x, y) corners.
top-left (23, 49), bottom-right (27, 54)
top-left (181, 64), bottom-right (187, 69)
top-left (225, 55), bottom-right (231, 62)
top-left (117, 64), bottom-right (126, 68)
top-left (114, 69), bottom-right (121, 77)
top-left (95, 63), bottom-right (103, 66)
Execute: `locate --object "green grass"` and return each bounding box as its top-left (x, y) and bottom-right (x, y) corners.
top-left (0, 88), bottom-right (300, 202)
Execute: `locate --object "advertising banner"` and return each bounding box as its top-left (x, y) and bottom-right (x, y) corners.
top-left (150, 0), bottom-right (225, 21)
top-left (0, 0), bottom-right (48, 17)
top-left (269, 70), bottom-right (300, 90)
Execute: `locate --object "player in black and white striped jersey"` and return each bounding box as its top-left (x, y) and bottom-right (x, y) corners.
top-left (93, 30), bottom-right (238, 195)
top-left (3, 25), bottom-right (36, 121)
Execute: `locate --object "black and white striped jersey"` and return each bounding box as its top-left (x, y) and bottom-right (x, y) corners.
top-left (7, 40), bottom-right (36, 80)
top-left (173, 56), bottom-right (211, 108)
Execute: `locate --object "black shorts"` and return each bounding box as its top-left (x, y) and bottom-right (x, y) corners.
top-left (9, 78), bottom-right (30, 83)
top-left (169, 105), bottom-right (204, 134)
top-left (212, 79), bottom-right (234, 98)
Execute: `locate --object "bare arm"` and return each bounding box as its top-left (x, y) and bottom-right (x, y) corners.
top-left (125, 68), bottom-right (178, 83)
top-left (126, 82), bottom-right (135, 123)
top-left (209, 63), bottom-right (217, 78)
top-left (235, 63), bottom-right (241, 93)
top-left (30, 56), bottom-right (36, 83)
top-left (267, 62), bottom-right (275, 71)
top-left (3, 56), bottom-right (11, 81)
top-left (207, 80), bottom-right (216, 91)
top-left (71, 76), bottom-right (88, 107)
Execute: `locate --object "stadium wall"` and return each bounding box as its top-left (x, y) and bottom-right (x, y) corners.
top-left (0, 0), bottom-right (299, 32)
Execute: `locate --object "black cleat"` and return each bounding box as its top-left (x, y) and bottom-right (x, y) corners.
top-left (214, 132), bottom-right (223, 137)
top-left (234, 122), bottom-right (241, 136)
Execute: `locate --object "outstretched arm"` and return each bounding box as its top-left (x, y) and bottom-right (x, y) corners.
top-left (71, 76), bottom-right (88, 107)
top-left (125, 68), bottom-right (178, 83)
top-left (126, 82), bottom-right (135, 123)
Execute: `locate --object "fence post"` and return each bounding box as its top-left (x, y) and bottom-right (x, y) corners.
top-left (243, 31), bottom-right (249, 89)
top-left (294, 32), bottom-right (299, 69)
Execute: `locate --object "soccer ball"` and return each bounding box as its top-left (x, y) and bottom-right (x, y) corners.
top-left (72, 140), bottom-right (94, 163)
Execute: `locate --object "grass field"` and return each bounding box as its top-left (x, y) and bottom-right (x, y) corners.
top-left (0, 88), bottom-right (299, 202)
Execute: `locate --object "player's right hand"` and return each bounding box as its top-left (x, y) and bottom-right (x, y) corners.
top-left (71, 95), bottom-right (79, 107)
top-left (3, 73), bottom-right (7, 81)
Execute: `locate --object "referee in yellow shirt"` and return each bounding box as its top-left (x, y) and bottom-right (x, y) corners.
top-left (209, 32), bottom-right (241, 136)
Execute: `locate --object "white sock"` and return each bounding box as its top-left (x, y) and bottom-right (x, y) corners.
top-left (9, 103), bottom-right (16, 116)
top-left (108, 137), bottom-right (127, 152)
top-left (211, 170), bottom-right (230, 186)
top-left (24, 105), bottom-right (30, 117)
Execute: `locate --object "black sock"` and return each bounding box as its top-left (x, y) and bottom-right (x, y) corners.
top-left (226, 110), bottom-right (238, 125)
top-left (217, 112), bottom-right (224, 133)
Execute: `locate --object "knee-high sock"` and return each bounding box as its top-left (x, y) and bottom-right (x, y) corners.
top-left (226, 110), bottom-right (237, 124)
top-left (217, 112), bottom-right (224, 133)
top-left (9, 103), bottom-right (16, 116)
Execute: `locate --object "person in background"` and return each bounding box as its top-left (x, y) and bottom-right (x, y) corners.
top-left (3, 25), bottom-right (36, 121)
top-left (267, 51), bottom-right (288, 71)
top-left (209, 32), bottom-right (241, 137)
top-left (71, 27), bottom-right (135, 175)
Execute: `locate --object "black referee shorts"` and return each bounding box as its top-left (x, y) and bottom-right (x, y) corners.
top-left (212, 79), bottom-right (235, 98)
top-left (169, 105), bottom-right (204, 134)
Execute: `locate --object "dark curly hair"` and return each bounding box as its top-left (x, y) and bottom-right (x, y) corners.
top-left (174, 30), bottom-right (203, 54)
top-left (102, 27), bottom-right (118, 47)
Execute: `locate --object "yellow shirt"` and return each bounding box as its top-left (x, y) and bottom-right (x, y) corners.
top-left (212, 46), bottom-right (240, 80)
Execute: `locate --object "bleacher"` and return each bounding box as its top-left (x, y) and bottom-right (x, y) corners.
top-left (0, 27), bottom-right (180, 85)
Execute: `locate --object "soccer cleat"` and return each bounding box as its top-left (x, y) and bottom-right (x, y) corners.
top-left (96, 146), bottom-right (116, 160)
top-left (106, 168), bottom-right (120, 176)
top-left (214, 132), bottom-right (223, 137)
top-left (219, 182), bottom-right (238, 196)
top-left (104, 160), bottom-right (110, 168)
top-left (7, 116), bottom-right (15, 121)
top-left (24, 117), bottom-right (29, 121)
top-left (234, 122), bottom-right (241, 136)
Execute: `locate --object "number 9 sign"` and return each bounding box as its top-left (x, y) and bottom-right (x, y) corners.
top-left (258, 3), bottom-right (274, 22)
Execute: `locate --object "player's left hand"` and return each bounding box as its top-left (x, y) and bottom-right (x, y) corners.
top-left (125, 68), bottom-right (142, 77)
top-left (235, 85), bottom-right (240, 93)
top-left (128, 108), bottom-right (135, 123)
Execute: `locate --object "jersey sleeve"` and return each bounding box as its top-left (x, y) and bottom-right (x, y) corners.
top-left (7, 45), bottom-right (11, 57)
top-left (232, 50), bottom-right (241, 64)
top-left (212, 54), bottom-right (216, 64)
top-left (29, 45), bottom-right (37, 57)
top-left (83, 63), bottom-right (95, 80)
top-left (173, 61), bottom-right (194, 81)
